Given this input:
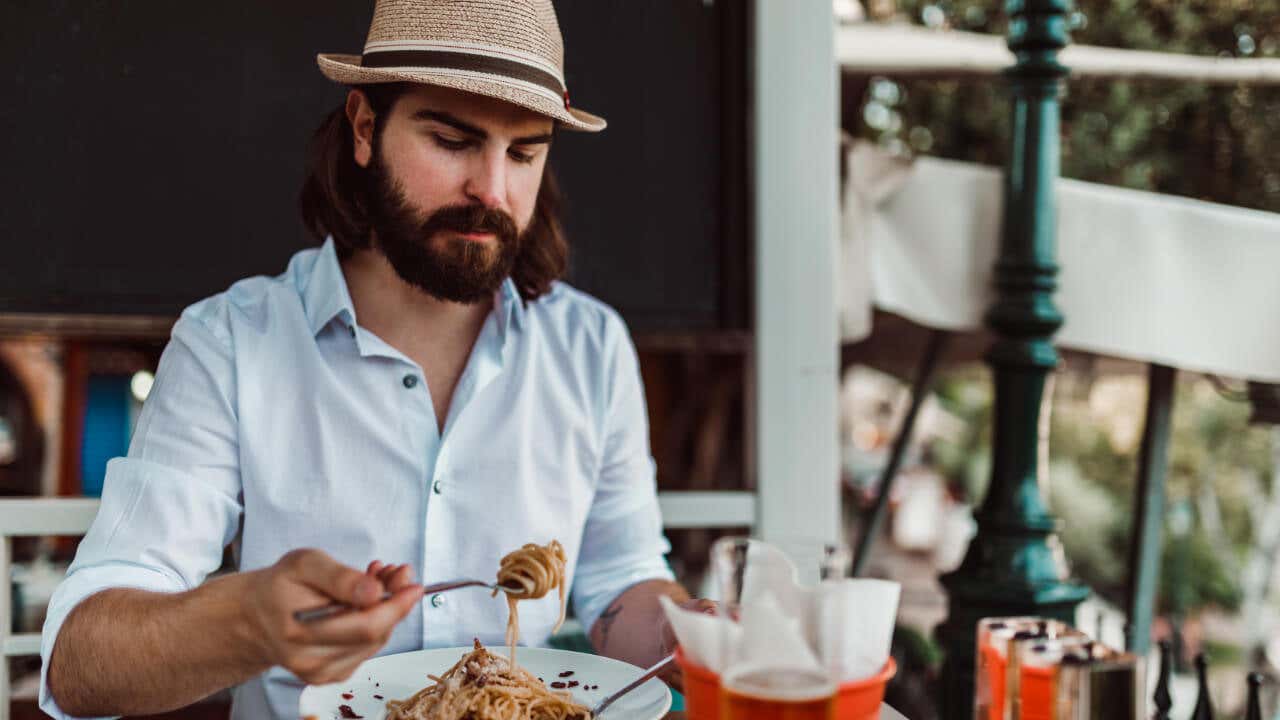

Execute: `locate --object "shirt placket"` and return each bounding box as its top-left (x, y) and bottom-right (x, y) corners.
top-left (416, 310), bottom-right (510, 645)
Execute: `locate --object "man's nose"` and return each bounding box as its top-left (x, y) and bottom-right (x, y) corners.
top-left (463, 151), bottom-right (507, 210)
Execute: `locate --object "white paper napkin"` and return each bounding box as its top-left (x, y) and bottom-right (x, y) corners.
top-left (661, 539), bottom-right (902, 683)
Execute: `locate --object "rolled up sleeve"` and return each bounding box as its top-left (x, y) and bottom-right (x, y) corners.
top-left (39, 309), bottom-right (244, 719)
top-left (571, 319), bottom-right (674, 637)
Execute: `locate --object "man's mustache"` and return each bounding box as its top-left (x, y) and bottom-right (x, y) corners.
top-left (420, 204), bottom-right (518, 243)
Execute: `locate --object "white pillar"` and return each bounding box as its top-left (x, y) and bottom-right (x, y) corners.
top-left (752, 0), bottom-right (840, 546)
top-left (1, 537), bottom-right (11, 720)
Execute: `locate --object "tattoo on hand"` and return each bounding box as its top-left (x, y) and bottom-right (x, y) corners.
top-left (597, 602), bottom-right (623, 651)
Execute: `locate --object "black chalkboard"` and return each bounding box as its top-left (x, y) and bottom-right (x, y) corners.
top-left (0, 1), bottom-right (747, 331)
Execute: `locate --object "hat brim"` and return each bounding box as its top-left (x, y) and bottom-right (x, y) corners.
top-left (317, 53), bottom-right (606, 133)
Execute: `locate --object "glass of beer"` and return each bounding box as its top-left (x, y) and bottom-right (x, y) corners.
top-left (710, 536), bottom-right (846, 720)
top-left (720, 663), bottom-right (837, 720)
top-left (710, 535), bottom-right (851, 607)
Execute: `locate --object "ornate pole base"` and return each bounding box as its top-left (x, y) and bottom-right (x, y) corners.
top-left (936, 546), bottom-right (1090, 715)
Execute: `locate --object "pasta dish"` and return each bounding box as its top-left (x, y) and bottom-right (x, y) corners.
top-left (385, 541), bottom-right (588, 720)
top-left (384, 640), bottom-right (588, 720)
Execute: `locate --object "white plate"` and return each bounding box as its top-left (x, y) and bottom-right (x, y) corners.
top-left (300, 646), bottom-right (673, 720)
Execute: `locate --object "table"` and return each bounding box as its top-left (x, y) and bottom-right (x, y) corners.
top-left (663, 706), bottom-right (907, 720)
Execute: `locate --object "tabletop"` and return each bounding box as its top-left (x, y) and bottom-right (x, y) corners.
top-left (662, 705), bottom-right (907, 720)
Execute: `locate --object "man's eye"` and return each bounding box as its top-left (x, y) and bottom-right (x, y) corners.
top-left (509, 149), bottom-right (536, 164)
top-left (433, 134), bottom-right (471, 151)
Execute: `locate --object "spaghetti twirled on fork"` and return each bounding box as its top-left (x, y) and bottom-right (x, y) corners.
top-left (494, 540), bottom-right (567, 666)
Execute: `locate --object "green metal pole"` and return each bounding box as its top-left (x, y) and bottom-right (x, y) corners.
top-left (935, 1), bottom-right (1089, 715)
top-left (1124, 363), bottom-right (1177, 655)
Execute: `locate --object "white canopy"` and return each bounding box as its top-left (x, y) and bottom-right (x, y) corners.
top-left (838, 22), bottom-right (1280, 84)
top-left (840, 141), bottom-right (1280, 383)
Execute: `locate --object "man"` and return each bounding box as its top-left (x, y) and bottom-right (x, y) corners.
top-left (40, 2), bottom-right (701, 717)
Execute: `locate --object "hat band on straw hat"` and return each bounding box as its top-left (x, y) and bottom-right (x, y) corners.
top-left (363, 49), bottom-right (565, 98)
top-left (360, 39), bottom-right (568, 105)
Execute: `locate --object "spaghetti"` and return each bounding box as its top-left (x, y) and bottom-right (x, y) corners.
top-left (385, 541), bottom-right (580, 720)
top-left (384, 640), bottom-right (589, 720)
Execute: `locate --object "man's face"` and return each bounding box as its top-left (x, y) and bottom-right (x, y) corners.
top-left (349, 85), bottom-right (554, 303)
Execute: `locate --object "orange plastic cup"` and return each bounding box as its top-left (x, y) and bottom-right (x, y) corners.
top-left (1018, 663), bottom-right (1055, 720)
top-left (674, 646), bottom-right (898, 720)
top-left (676, 646), bottom-right (724, 720)
top-left (835, 657), bottom-right (897, 720)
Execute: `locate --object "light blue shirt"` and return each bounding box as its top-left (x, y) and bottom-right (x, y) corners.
top-left (39, 239), bottom-right (674, 720)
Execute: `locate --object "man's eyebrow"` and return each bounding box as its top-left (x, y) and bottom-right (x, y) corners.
top-left (512, 131), bottom-right (554, 146)
top-left (411, 109), bottom-right (553, 146)
top-left (412, 109), bottom-right (488, 139)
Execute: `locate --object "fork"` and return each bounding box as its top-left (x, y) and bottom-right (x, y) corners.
top-left (590, 653), bottom-right (675, 718)
top-left (293, 579), bottom-right (520, 624)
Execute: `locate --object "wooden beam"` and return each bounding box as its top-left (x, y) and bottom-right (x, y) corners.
top-left (0, 313), bottom-right (174, 340)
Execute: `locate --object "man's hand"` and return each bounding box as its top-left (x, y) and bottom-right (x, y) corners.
top-left (589, 580), bottom-right (719, 693)
top-left (657, 598), bottom-right (717, 692)
top-left (242, 549), bottom-right (424, 685)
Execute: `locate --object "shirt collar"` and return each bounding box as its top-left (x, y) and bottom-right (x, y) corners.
top-left (497, 277), bottom-right (525, 336)
top-left (301, 237), bottom-right (359, 337)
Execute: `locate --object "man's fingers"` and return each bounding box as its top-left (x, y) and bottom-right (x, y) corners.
top-left (382, 564), bottom-right (415, 592)
top-left (287, 643), bottom-right (380, 685)
top-left (304, 614), bottom-right (395, 647)
top-left (659, 664), bottom-right (685, 693)
top-left (375, 563), bottom-right (400, 584)
top-left (303, 585), bottom-right (423, 646)
top-left (679, 598), bottom-right (717, 615)
top-left (377, 584), bottom-right (425, 620)
top-left (319, 651), bottom-right (377, 685)
top-left (369, 562), bottom-right (414, 592)
top-left (287, 549), bottom-right (382, 608)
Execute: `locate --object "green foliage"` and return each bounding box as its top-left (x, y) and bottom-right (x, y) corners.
top-left (931, 367), bottom-right (993, 502)
top-left (1159, 531), bottom-right (1244, 614)
top-left (1047, 460), bottom-right (1130, 599)
top-left (927, 366), bottom-right (1271, 616)
top-left (894, 624), bottom-right (944, 670)
top-left (862, 0), bottom-right (1280, 212)
top-left (1201, 638), bottom-right (1245, 665)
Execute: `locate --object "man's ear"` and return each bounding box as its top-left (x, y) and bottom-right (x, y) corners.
top-left (346, 89), bottom-right (376, 168)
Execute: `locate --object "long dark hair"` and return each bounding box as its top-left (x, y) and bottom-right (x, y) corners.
top-left (298, 84), bottom-right (568, 302)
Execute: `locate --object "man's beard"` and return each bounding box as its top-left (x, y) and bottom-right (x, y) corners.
top-left (365, 150), bottom-right (521, 304)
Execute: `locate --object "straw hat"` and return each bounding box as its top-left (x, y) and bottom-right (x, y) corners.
top-left (318, 0), bottom-right (605, 132)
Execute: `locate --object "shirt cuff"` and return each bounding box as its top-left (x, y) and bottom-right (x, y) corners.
top-left (39, 563), bottom-right (184, 720)
top-left (572, 558), bottom-right (676, 639)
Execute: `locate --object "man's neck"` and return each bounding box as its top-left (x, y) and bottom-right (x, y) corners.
top-left (339, 247), bottom-right (494, 353)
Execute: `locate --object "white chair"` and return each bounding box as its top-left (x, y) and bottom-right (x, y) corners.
top-left (0, 498), bottom-right (100, 720)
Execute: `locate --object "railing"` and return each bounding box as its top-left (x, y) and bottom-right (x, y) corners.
top-left (0, 498), bottom-right (101, 720)
top-left (0, 493), bottom-right (754, 718)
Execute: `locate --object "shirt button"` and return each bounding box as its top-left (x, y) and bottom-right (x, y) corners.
top-left (430, 594), bottom-right (445, 608)
top-left (403, 374), bottom-right (419, 389)
top-left (432, 480), bottom-right (443, 495)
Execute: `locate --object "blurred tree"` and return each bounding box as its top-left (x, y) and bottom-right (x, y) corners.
top-left (857, 0), bottom-right (1280, 213)
top-left (929, 366), bottom-right (1270, 617)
